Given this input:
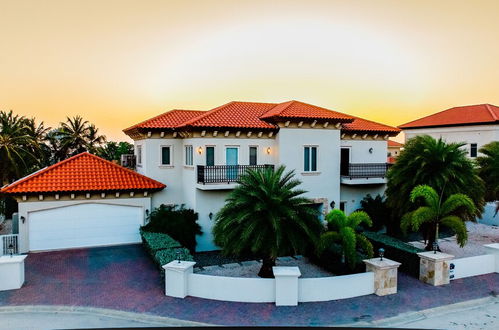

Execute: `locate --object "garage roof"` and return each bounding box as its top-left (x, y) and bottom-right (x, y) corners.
top-left (0, 152), bottom-right (166, 194)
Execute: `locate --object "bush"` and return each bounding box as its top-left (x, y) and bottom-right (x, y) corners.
top-left (140, 229), bottom-right (182, 254)
top-left (142, 204), bottom-right (202, 253)
top-left (155, 248), bottom-right (193, 268)
top-left (363, 231), bottom-right (423, 278)
top-left (357, 194), bottom-right (391, 232)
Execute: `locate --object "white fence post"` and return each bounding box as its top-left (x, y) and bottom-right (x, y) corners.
top-left (0, 255), bottom-right (28, 291)
top-left (273, 266), bottom-right (301, 306)
top-left (162, 261), bottom-right (196, 298)
top-left (363, 257), bottom-right (401, 296)
top-left (417, 251), bottom-right (454, 286)
top-left (484, 243), bottom-right (499, 273)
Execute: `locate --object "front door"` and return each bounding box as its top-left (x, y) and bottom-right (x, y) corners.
top-left (340, 148), bottom-right (350, 176)
top-left (226, 147), bottom-right (238, 180)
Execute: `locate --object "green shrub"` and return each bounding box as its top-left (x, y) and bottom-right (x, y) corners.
top-left (154, 248), bottom-right (193, 268)
top-left (357, 194), bottom-right (392, 232)
top-left (140, 229), bottom-right (182, 254)
top-left (142, 204), bottom-right (202, 253)
top-left (363, 231), bottom-right (423, 277)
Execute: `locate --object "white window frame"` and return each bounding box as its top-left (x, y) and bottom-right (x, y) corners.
top-left (185, 145), bottom-right (193, 166)
top-left (303, 145), bottom-right (319, 172)
top-left (159, 145), bottom-right (173, 167)
top-left (136, 145), bottom-right (142, 166)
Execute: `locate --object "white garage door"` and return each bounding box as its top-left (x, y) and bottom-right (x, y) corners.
top-left (29, 203), bottom-right (143, 251)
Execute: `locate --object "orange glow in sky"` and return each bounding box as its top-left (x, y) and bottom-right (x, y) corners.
top-left (2, 0), bottom-right (499, 142)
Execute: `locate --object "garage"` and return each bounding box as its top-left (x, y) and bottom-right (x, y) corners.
top-left (0, 152), bottom-right (166, 253)
top-left (29, 203), bottom-right (143, 251)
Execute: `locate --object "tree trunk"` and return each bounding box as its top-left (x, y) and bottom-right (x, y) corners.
top-left (424, 222), bottom-right (441, 252)
top-left (258, 256), bottom-right (276, 278)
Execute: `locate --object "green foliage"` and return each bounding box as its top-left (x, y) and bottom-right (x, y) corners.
top-left (96, 141), bottom-right (134, 162)
top-left (403, 185), bottom-right (476, 248)
top-left (358, 194), bottom-right (392, 231)
top-left (140, 229), bottom-right (182, 254)
top-left (213, 165), bottom-right (323, 277)
top-left (476, 142), bottom-right (499, 202)
top-left (318, 209), bottom-right (374, 269)
top-left (142, 204), bottom-right (202, 253)
top-left (154, 248), bottom-right (193, 268)
top-left (386, 135), bottom-right (485, 232)
top-left (363, 231), bottom-right (423, 278)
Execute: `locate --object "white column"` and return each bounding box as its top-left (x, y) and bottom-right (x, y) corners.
top-left (162, 261), bottom-right (196, 298)
top-left (484, 243), bottom-right (499, 273)
top-left (0, 255), bottom-right (28, 291)
top-left (363, 257), bottom-right (401, 296)
top-left (273, 266), bottom-right (301, 306)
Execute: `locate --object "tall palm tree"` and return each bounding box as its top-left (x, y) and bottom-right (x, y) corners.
top-left (476, 142), bottom-right (499, 216)
top-left (401, 185), bottom-right (476, 250)
top-left (213, 166), bottom-right (323, 278)
top-left (318, 210), bottom-right (374, 269)
top-left (58, 116), bottom-right (106, 157)
top-left (386, 135), bottom-right (485, 237)
top-left (85, 124), bottom-right (106, 153)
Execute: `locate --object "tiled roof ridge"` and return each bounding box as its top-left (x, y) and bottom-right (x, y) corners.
top-left (259, 100), bottom-right (296, 118)
top-left (123, 109), bottom-right (204, 132)
top-left (485, 104), bottom-right (498, 121)
top-left (341, 112), bottom-right (400, 133)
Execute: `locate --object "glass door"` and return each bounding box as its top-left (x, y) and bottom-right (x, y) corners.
top-left (226, 147), bottom-right (238, 181)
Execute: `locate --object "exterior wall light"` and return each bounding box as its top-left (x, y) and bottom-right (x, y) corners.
top-left (20, 216), bottom-right (25, 224)
top-left (197, 147), bottom-right (203, 154)
top-left (266, 147), bottom-right (271, 154)
top-left (330, 201), bottom-right (335, 209)
top-left (369, 148), bottom-right (373, 154)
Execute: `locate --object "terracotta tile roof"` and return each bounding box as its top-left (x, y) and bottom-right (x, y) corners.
top-left (183, 101), bottom-right (278, 129)
top-left (342, 116), bottom-right (401, 135)
top-left (388, 140), bottom-right (404, 147)
top-left (399, 104), bottom-right (499, 129)
top-left (123, 109), bottom-right (204, 133)
top-left (260, 100), bottom-right (353, 122)
top-left (0, 153), bottom-right (166, 194)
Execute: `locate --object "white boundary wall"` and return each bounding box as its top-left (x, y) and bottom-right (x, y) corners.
top-left (299, 272), bottom-right (374, 302)
top-left (450, 255), bottom-right (495, 280)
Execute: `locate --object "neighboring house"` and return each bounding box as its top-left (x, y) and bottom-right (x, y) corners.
top-left (399, 104), bottom-right (499, 158)
top-left (124, 100), bottom-right (400, 251)
top-left (0, 153), bottom-right (165, 253)
top-left (387, 140), bottom-right (404, 163)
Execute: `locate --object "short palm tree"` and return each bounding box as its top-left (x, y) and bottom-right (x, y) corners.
top-left (318, 210), bottom-right (374, 269)
top-left (401, 185), bottom-right (477, 250)
top-left (476, 142), bottom-right (499, 215)
top-left (213, 165), bottom-right (323, 278)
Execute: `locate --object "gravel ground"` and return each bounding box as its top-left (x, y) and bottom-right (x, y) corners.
top-left (192, 250), bottom-right (256, 268)
top-left (194, 255), bottom-right (335, 278)
top-left (408, 222), bottom-right (499, 258)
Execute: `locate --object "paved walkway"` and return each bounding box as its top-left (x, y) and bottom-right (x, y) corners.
top-left (1, 244), bottom-right (499, 326)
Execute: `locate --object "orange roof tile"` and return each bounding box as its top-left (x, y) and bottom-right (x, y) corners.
top-left (123, 109), bottom-right (204, 133)
top-left (388, 140), bottom-right (404, 147)
top-left (0, 153), bottom-right (166, 194)
top-left (260, 100), bottom-right (353, 122)
top-left (342, 116), bottom-right (401, 135)
top-left (399, 104), bottom-right (499, 129)
top-left (184, 101), bottom-right (278, 129)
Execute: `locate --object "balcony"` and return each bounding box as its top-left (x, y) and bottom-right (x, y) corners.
top-left (340, 163), bottom-right (391, 185)
top-left (197, 165), bottom-right (274, 188)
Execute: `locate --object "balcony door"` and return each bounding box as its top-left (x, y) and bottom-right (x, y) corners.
top-left (226, 147), bottom-right (239, 180)
top-left (340, 148), bottom-right (350, 176)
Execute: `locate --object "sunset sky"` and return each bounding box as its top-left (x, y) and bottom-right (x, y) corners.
top-left (1, 0), bottom-right (499, 142)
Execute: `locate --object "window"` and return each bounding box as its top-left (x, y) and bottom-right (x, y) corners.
top-left (340, 201), bottom-right (346, 212)
top-left (470, 143), bottom-right (478, 158)
top-left (304, 146), bottom-right (317, 172)
top-left (161, 146), bottom-right (171, 165)
top-left (206, 146), bottom-right (215, 166)
top-left (136, 145), bottom-right (142, 165)
top-left (185, 145), bottom-right (193, 166)
top-left (249, 146), bottom-right (257, 165)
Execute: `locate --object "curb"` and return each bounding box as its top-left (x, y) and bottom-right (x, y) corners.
top-left (343, 296), bottom-right (499, 328)
top-left (0, 305), bottom-right (214, 327)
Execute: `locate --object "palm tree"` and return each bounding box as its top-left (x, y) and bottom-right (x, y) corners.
top-left (386, 135), bottom-right (485, 237)
top-left (476, 142), bottom-right (499, 216)
top-left (85, 124), bottom-right (106, 153)
top-left (58, 116), bottom-right (106, 157)
top-left (401, 185), bottom-right (476, 250)
top-left (213, 166), bottom-right (323, 278)
top-left (318, 210), bottom-right (374, 269)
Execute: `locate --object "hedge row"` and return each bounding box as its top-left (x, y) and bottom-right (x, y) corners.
top-left (140, 229), bottom-right (194, 278)
top-left (363, 231), bottom-right (424, 278)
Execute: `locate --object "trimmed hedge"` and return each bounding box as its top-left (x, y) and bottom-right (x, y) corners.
top-left (363, 231), bottom-right (424, 278)
top-left (155, 248), bottom-right (193, 268)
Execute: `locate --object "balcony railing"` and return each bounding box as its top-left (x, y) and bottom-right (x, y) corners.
top-left (197, 165), bottom-right (274, 184)
top-left (341, 163), bottom-right (391, 179)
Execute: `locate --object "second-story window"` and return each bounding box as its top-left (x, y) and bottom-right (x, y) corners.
top-left (206, 146), bottom-right (215, 166)
top-left (185, 145), bottom-right (193, 166)
top-left (161, 146), bottom-right (171, 165)
top-left (470, 143), bottom-right (478, 158)
top-left (249, 146), bottom-right (257, 165)
top-left (137, 145), bottom-right (142, 165)
top-left (304, 146), bottom-right (317, 172)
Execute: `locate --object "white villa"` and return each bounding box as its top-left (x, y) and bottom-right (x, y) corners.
top-left (399, 104), bottom-right (499, 158)
top-left (124, 100), bottom-right (400, 251)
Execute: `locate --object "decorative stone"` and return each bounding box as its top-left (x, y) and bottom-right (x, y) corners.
top-left (273, 266), bottom-right (301, 306)
top-left (163, 261), bottom-right (196, 298)
top-left (363, 258), bottom-right (401, 296)
top-left (417, 251), bottom-right (454, 286)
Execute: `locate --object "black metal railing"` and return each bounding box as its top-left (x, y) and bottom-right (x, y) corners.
top-left (197, 165), bottom-right (274, 184)
top-left (341, 163), bottom-right (391, 179)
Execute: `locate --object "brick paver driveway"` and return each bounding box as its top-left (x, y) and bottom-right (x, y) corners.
top-left (1, 244), bottom-right (499, 326)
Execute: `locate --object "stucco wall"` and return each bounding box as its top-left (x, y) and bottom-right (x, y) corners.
top-left (340, 139), bottom-right (388, 163)
top-left (340, 184), bottom-right (386, 215)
